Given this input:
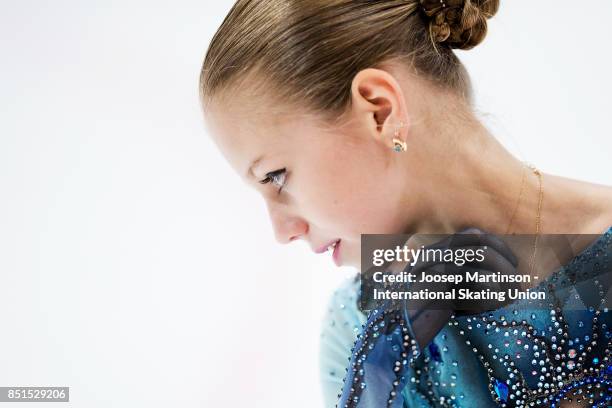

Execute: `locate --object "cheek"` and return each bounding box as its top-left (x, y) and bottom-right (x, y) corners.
top-left (303, 152), bottom-right (406, 235)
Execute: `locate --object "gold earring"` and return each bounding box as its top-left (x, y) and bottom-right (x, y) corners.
top-left (392, 121), bottom-right (407, 152)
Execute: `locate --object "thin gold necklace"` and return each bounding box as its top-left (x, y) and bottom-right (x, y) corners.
top-left (505, 161), bottom-right (543, 275)
top-left (505, 162), bottom-right (527, 235)
top-left (527, 163), bottom-right (544, 275)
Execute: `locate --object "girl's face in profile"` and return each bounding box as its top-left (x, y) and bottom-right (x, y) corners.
top-left (206, 97), bottom-right (415, 269)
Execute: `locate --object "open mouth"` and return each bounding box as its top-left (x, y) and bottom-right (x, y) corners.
top-left (325, 240), bottom-right (339, 252)
top-left (316, 239), bottom-right (342, 266)
top-left (331, 240), bottom-right (341, 266)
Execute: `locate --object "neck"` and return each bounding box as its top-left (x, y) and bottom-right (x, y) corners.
top-left (401, 102), bottom-right (610, 236)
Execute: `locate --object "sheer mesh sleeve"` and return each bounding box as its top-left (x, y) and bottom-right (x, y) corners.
top-left (318, 277), bottom-right (366, 408)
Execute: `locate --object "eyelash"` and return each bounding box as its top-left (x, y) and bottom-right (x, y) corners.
top-left (259, 168), bottom-right (287, 194)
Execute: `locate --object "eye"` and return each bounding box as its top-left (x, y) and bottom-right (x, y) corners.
top-left (259, 168), bottom-right (287, 194)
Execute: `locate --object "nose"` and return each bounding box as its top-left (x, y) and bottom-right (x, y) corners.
top-left (266, 202), bottom-right (308, 244)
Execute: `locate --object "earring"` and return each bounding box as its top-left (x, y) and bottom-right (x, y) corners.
top-left (393, 138), bottom-right (407, 152)
top-left (392, 121), bottom-right (407, 152)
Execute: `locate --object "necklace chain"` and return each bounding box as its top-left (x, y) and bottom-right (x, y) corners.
top-left (504, 163), bottom-right (527, 235)
top-left (528, 163), bottom-right (544, 275)
top-left (505, 161), bottom-right (543, 275)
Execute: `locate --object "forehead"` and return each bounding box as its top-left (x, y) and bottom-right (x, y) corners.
top-left (204, 95), bottom-right (335, 176)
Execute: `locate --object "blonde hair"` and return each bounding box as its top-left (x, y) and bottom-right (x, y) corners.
top-left (200, 0), bottom-right (499, 120)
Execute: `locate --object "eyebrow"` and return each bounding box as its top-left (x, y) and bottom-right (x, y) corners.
top-left (246, 155), bottom-right (264, 178)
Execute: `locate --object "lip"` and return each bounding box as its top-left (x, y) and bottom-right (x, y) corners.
top-left (332, 240), bottom-right (342, 266)
top-left (315, 239), bottom-right (340, 254)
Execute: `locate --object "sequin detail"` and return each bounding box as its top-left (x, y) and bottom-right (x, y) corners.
top-left (332, 227), bottom-right (612, 407)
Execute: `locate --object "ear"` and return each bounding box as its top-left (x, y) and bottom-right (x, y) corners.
top-left (350, 68), bottom-right (410, 148)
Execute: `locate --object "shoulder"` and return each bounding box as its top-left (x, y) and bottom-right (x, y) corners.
top-left (580, 182), bottom-right (612, 233)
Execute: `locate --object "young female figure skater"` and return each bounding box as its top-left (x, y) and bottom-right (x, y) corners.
top-left (200, 1), bottom-right (612, 406)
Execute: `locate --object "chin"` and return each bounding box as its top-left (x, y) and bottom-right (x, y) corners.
top-left (342, 258), bottom-right (360, 270)
top-left (340, 248), bottom-right (360, 269)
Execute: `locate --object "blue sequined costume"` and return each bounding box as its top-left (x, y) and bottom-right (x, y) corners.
top-left (320, 228), bottom-right (612, 407)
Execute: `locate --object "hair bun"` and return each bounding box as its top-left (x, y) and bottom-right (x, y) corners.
top-left (419, 0), bottom-right (499, 50)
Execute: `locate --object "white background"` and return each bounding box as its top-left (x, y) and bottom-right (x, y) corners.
top-left (1, 1), bottom-right (611, 407)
